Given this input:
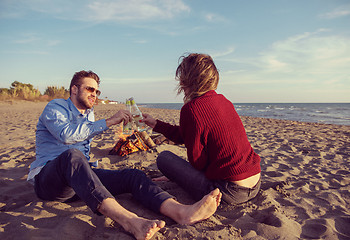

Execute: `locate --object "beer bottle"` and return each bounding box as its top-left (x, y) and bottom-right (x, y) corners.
top-left (123, 99), bottom-right (133, 135)
top-left (129, 97), bottom-right (147, 132)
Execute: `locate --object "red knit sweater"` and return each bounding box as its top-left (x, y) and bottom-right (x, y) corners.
top-left (154, 90), bottom-right (261, 181)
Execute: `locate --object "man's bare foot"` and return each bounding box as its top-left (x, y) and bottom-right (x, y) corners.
top-left (125, 217), bottom-right (165, 240)
top-left (98, 198), bottom-right (165, 240)
top-left (160, 188), bottom-right (222, 225)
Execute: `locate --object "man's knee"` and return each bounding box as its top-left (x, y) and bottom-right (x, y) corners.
top-left (126, 168), bottom-right (147, 179)
top-left (59, 149), bottom-right (87, 167)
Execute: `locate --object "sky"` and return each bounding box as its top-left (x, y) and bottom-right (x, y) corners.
top-left (0, 0), bottom-right (349, 103)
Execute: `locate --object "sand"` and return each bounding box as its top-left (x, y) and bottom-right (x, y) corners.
top-left (0, 100), bottom-right (349, 240)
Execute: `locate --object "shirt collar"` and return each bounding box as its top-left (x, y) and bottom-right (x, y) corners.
top-left (67, 97), bottom-right (93, 116)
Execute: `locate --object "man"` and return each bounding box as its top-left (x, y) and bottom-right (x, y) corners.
top-left (27, 70), bottom-right (222, 240)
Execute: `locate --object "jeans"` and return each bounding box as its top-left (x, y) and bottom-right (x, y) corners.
top-left (34, 149), bottom-right (173, 214)
top-left (157, 151), bottom-right (261, 205)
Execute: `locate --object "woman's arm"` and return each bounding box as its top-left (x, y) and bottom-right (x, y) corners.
top-left (142, 113), bottom-right (184, 144)
top-left (180, 106), bottom-right (208, 171)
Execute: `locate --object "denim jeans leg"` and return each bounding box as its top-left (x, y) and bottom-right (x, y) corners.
top-left (157, 151), bottom-right (215, 201)
top-left (93, 168), bottom-right (174, 213)
top-left (34, 149), bottom-right (113, 214)
top-left (157, 151), bottom-right (262, 205)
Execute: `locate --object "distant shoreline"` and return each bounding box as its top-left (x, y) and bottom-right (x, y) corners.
top-left (139, 102), bottom-right (350, 126)
top-left (1, 100), bottom-right (349, 126)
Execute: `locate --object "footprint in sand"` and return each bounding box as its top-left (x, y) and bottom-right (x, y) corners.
top-left (301, 219), bottom-right (330, 239)
top-left (335, 216), bottom-right (350, 238)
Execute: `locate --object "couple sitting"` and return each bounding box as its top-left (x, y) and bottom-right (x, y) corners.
top-left (27, 53), bottom-right (261, 240)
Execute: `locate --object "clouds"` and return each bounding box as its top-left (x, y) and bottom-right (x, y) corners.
top-left (1, 1), bottom-right (349, 102)
top-left (11, 31), bottom-right (61, 53)
top-left (261, 30), bottom-right (350, 76)
top-left (1, 0), bottom-right (190, 22)
top-left (203, 13), bottom-right (227, 23)
top-left (221, 29), bottom-right (350, 78)
top-left (319, 5), bottom-right (350, 19)
top-left (218, 29), bottom-right (350, 102)
top-left (14, 34), bottom-right (40, 44)
top-left (87, 0), bottom-right (190, 22)
top-left (211, 47), bottom-right (235, 58)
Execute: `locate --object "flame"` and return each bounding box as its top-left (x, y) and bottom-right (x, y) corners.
top-left (110, 129), bottom-right (149, 156)
top-left (116, 125), bottom-right (133, 141)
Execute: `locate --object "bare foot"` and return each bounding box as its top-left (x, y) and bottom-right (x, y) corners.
top-left (180, 188), bottom-right (222, 224)
top-left (98, 198), bottom-right (165, 240)
top-left (161, 188), bottom-right (222, 225)
top-left (125, 217), bottom-right (165, 240)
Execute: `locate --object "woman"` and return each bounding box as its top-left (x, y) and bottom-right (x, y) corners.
top-left (142, 53), bottom-right (261, 205)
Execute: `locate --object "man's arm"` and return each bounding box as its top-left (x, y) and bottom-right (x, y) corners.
top-left (41, 105), bottom-right (106, 144)
top-left (105, 110), bottom-right (132, 128)
top-left (41, 103), bottom-right (131, 144)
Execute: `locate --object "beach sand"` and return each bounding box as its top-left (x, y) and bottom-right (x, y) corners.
top-left (0, 100), bottom-right (349, 240)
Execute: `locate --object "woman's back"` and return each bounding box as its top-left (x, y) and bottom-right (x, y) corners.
top-left (180, 90), bottom-right (261, 182)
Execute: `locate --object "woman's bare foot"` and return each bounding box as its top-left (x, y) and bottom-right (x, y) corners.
top-left (180, 188), bottom-right (222, 224)
top-left (160, 188), bottom-right (222, 225)
top-left (125, 217), bottom-right (165, 240)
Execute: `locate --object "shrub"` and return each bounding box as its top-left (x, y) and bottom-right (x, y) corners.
top-left (0, 88), bottom-right (12, 100)
top-left (44, 86), bottom-right (69, 100)
top-left (10, 81), bottom-right (41, 100)
top-left (0, 81), bottom-right (70, 101)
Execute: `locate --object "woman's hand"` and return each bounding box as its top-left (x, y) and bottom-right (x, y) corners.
top-left (141, 113), bottom-right (157, 128)
top-left (106, 110), bottom-right (133, 127)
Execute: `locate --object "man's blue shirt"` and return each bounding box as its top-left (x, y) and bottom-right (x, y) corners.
top-left (30, 98), bottom-right (108, 170)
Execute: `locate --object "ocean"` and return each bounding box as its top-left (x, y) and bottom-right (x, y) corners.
top-left (140, 103), bottom-right (350, 126)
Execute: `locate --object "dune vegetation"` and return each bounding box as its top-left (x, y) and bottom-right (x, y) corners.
top-left (0, 81), bottom-right (69, 101)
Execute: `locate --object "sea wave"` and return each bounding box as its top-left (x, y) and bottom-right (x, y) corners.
top-left (140, 103), bottom-right (350, 126)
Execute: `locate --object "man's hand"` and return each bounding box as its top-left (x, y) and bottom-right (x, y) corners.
top-left (106, 110), bottom-right (133, 127)
top-left (141, 113), bottom-right (157, 129)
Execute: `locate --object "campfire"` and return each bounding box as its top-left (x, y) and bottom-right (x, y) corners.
top-left (109, 131), bottom-right (156, 156)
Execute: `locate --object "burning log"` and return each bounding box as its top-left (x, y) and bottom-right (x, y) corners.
top-left (109, 131), bottom-right (155, 156)
top-left (139, 131), bottom-right (156, 148)
top-left (151, 134), bottom-right (176, 145)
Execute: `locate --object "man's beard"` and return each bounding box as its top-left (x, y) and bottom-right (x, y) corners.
top-left (77, 92), bottom-right (95, 110)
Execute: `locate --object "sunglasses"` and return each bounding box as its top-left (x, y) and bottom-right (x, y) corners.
top-left (76, 85), bottom-right (101, 97)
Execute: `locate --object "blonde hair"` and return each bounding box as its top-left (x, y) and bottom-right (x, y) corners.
top-left (176, 53), bottom-right (219, 103)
